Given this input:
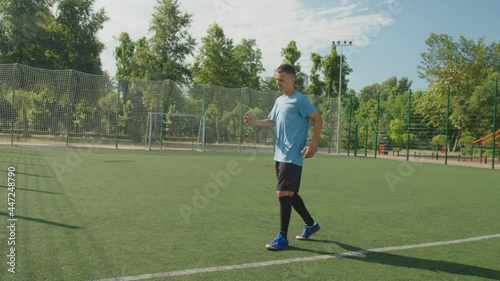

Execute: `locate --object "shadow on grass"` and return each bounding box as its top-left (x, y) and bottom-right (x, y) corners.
top-left (0, 160), bottom-right (44, 167)
top-left (289, 239), bottom-right (500, 280)
top-left (15, 171), bottom-right (53, 178)
top-left (0, 212), bottom-right (81, 229)
top-left (101, 160), bottom-right (136, 163)
top-left (0, 185), bottom-right (61, 195)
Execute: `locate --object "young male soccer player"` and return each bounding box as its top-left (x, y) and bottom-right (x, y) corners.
top-left (243, 64), bottom-right (323, 250)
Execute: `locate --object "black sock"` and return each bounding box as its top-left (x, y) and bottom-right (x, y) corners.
top-left (279, 196), bottom-right (292, 240)
top-left (291, 194), bottom-right (314, 227)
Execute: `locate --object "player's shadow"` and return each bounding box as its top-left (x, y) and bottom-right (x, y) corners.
top-left (289, 239), bottom-right (500, 280)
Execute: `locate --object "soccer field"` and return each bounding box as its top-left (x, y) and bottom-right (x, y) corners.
top-left (0, 146), bottom-right (499, 281)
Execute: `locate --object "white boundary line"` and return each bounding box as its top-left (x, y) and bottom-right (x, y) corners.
top-left (94, 234), bottom-right (500, 281)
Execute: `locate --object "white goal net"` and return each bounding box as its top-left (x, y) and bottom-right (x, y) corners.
top-left (145, 112), bottom-right (204, 151)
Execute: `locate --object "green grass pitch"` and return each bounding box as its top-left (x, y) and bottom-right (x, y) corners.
top-left (0, 146), bottom-right (499, 281)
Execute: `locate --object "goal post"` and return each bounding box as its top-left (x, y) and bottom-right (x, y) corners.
top-left (145, 112), bottom-right (204, 151)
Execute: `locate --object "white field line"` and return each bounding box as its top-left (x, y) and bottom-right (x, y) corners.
top-left (94, 233), bottom-right (500, 281)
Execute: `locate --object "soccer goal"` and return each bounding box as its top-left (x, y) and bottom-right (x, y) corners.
top-left (145, 112), bottom-right (204, 151)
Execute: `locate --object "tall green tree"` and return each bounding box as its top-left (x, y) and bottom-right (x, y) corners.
top-left (323, 44), bottom-right (352, 98)
top-left (191, 23), bottom-right (242, 144)
top-left (355, 76), bottom-right (413, 148)
top-left (233, 38), bottom-right (264, 89)
top-left (148, 0), bottom-right (195, 83)
top-left (416, 33), bottom-right (500, 149)
top-left (0, 0), bottom-right (108, 73)
top-left (261, 76), bottom-right (279, 92)
top-left (281, 40), bottom-right (305, 92)
top-left (379, 76), bottom-right (412, 100)
top-left (308, 52), bottom-right (325, 96)
top-left (55, 0), bottom-right (108, 74)
top-left (358, 83), bottom-right (381, 104)
top-left (281, 40), bottom-right (301, 67)
top-left (191, 23), bottom-right (241, 87)
top-left (114, 32), bottom-right (135, 77)
top-left (0, 0), bottom-right (56, 67)
top-left (129, 37), bottom-right (154, 79)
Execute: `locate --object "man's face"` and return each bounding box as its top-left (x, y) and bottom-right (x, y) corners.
top-left (275, 71), bottom-right (295, 93)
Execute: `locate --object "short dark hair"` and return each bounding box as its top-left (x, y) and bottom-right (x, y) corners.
top-left (276, 64), bottom-right (296, 76)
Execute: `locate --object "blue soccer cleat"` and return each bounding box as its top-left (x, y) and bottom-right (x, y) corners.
top-left (295, 222), bottom-right (320, 240)
top-left (265, 233), bottom-right (289, 250)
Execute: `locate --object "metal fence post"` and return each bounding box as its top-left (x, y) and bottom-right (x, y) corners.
top-left (115, 77), bottom-right (120, 149)
top-left (66, 70), bottom-right (74, 147)
top-left (347, 95), bottom-right (353, 156)
top-left (445, 85), bottom-right (451, 165)
top-left (201, 85), bottom-right (206, 152)
top-left (239, 87), bottom-right (245, 152)
top-left (406, 89), bottom-right (412, 161)
top-left (364, 124), bottom-right (369, 157)
top-left (160, 80), bottom-right (167, 150)
top-left (374, 92), bottom-right (381, 158)
top-left (10, 64), bottom-right (18, 146)
top-left (492, 80), bottom-right (498, 170)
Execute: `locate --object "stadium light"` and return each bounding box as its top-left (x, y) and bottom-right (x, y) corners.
top-left (332, 40), bottom-right (353, 154)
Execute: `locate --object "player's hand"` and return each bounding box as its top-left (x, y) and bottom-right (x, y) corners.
top-left (301, 141), bottom-right (317, 159)
top-left (243, 113), bottom-right (254, 126)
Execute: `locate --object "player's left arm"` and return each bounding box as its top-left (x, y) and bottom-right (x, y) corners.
top-left (302, 111), bottom-right (323, 158)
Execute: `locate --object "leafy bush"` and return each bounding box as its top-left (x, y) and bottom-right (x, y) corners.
top-left (431, 135), bottom-right (446, 149)
top-left (458, 135), bottom-right (476, 147)
top-left (460, 147), bottom-right (473, 155)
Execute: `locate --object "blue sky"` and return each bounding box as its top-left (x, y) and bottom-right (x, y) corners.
top-left (344, 0), bottom-right (500, 92)
top-left (95, 0), bottom-right (500, 93)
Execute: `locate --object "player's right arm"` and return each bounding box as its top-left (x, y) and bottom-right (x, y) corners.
top-left (243, 113), bottom-right (275, 127)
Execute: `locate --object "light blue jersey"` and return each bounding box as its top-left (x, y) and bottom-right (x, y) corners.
top-left (268, 91), bottom-right (317, 166)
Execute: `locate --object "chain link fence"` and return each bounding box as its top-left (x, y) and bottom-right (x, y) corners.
top-left (345, 84), bottom-right (499, 169)
top-left (2, 63), bottom-right (497, 169)
top-left (0, 64), bottom-right (340, 153)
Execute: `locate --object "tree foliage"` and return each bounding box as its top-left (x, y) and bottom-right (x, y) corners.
top-left (1, 1), bottom-right (498, 153)
top-left (308, 52), bottom-right (325, 96)
top-left (114, 32), bottom-right (135, 77)
top-left (415, 33), bottom-right (500, 149)
top-left (114, 0), bottom-right (195, 82)
top-left (0, 0), bottom-right (108, 74)
top-left (0, 0), bottom-right (57, 67)
top-left (233, 38), bottom-right (264, 89)
top-left (322, 45), bottom-right (352, 98)
top-left (191, 23), bottom-right (241, 88)
top-left (147, 0), bottom-right (195, 83)
top-left (281, 40), bottom-right (305, 92)
top-left (55, 0), bottom-right (108, 74)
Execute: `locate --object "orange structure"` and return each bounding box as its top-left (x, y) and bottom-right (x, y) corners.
top-left (472, 130), bottom-right (500, 145)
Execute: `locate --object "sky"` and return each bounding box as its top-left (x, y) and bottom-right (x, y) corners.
top-left (93, 0), bottom-right (500, 93)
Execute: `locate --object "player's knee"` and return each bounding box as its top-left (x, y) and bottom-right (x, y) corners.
top-left (277, 191), bottom-right (294, 197)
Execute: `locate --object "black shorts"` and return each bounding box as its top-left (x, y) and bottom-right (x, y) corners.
top-left (275, 161), bottom-right (302, 193)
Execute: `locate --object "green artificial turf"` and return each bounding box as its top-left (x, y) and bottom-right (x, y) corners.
top-left (0, 146), bottom-right (499, 281)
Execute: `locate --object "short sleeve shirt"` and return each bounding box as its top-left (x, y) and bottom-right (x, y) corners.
top-left (268, 91), bottom-right (317, 166)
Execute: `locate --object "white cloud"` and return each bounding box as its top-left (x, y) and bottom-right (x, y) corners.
top-left (94, 0), bottom-right (395, 79)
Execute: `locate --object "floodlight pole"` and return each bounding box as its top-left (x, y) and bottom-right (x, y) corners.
top-left (333, 40), bottom-right (353, 155)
